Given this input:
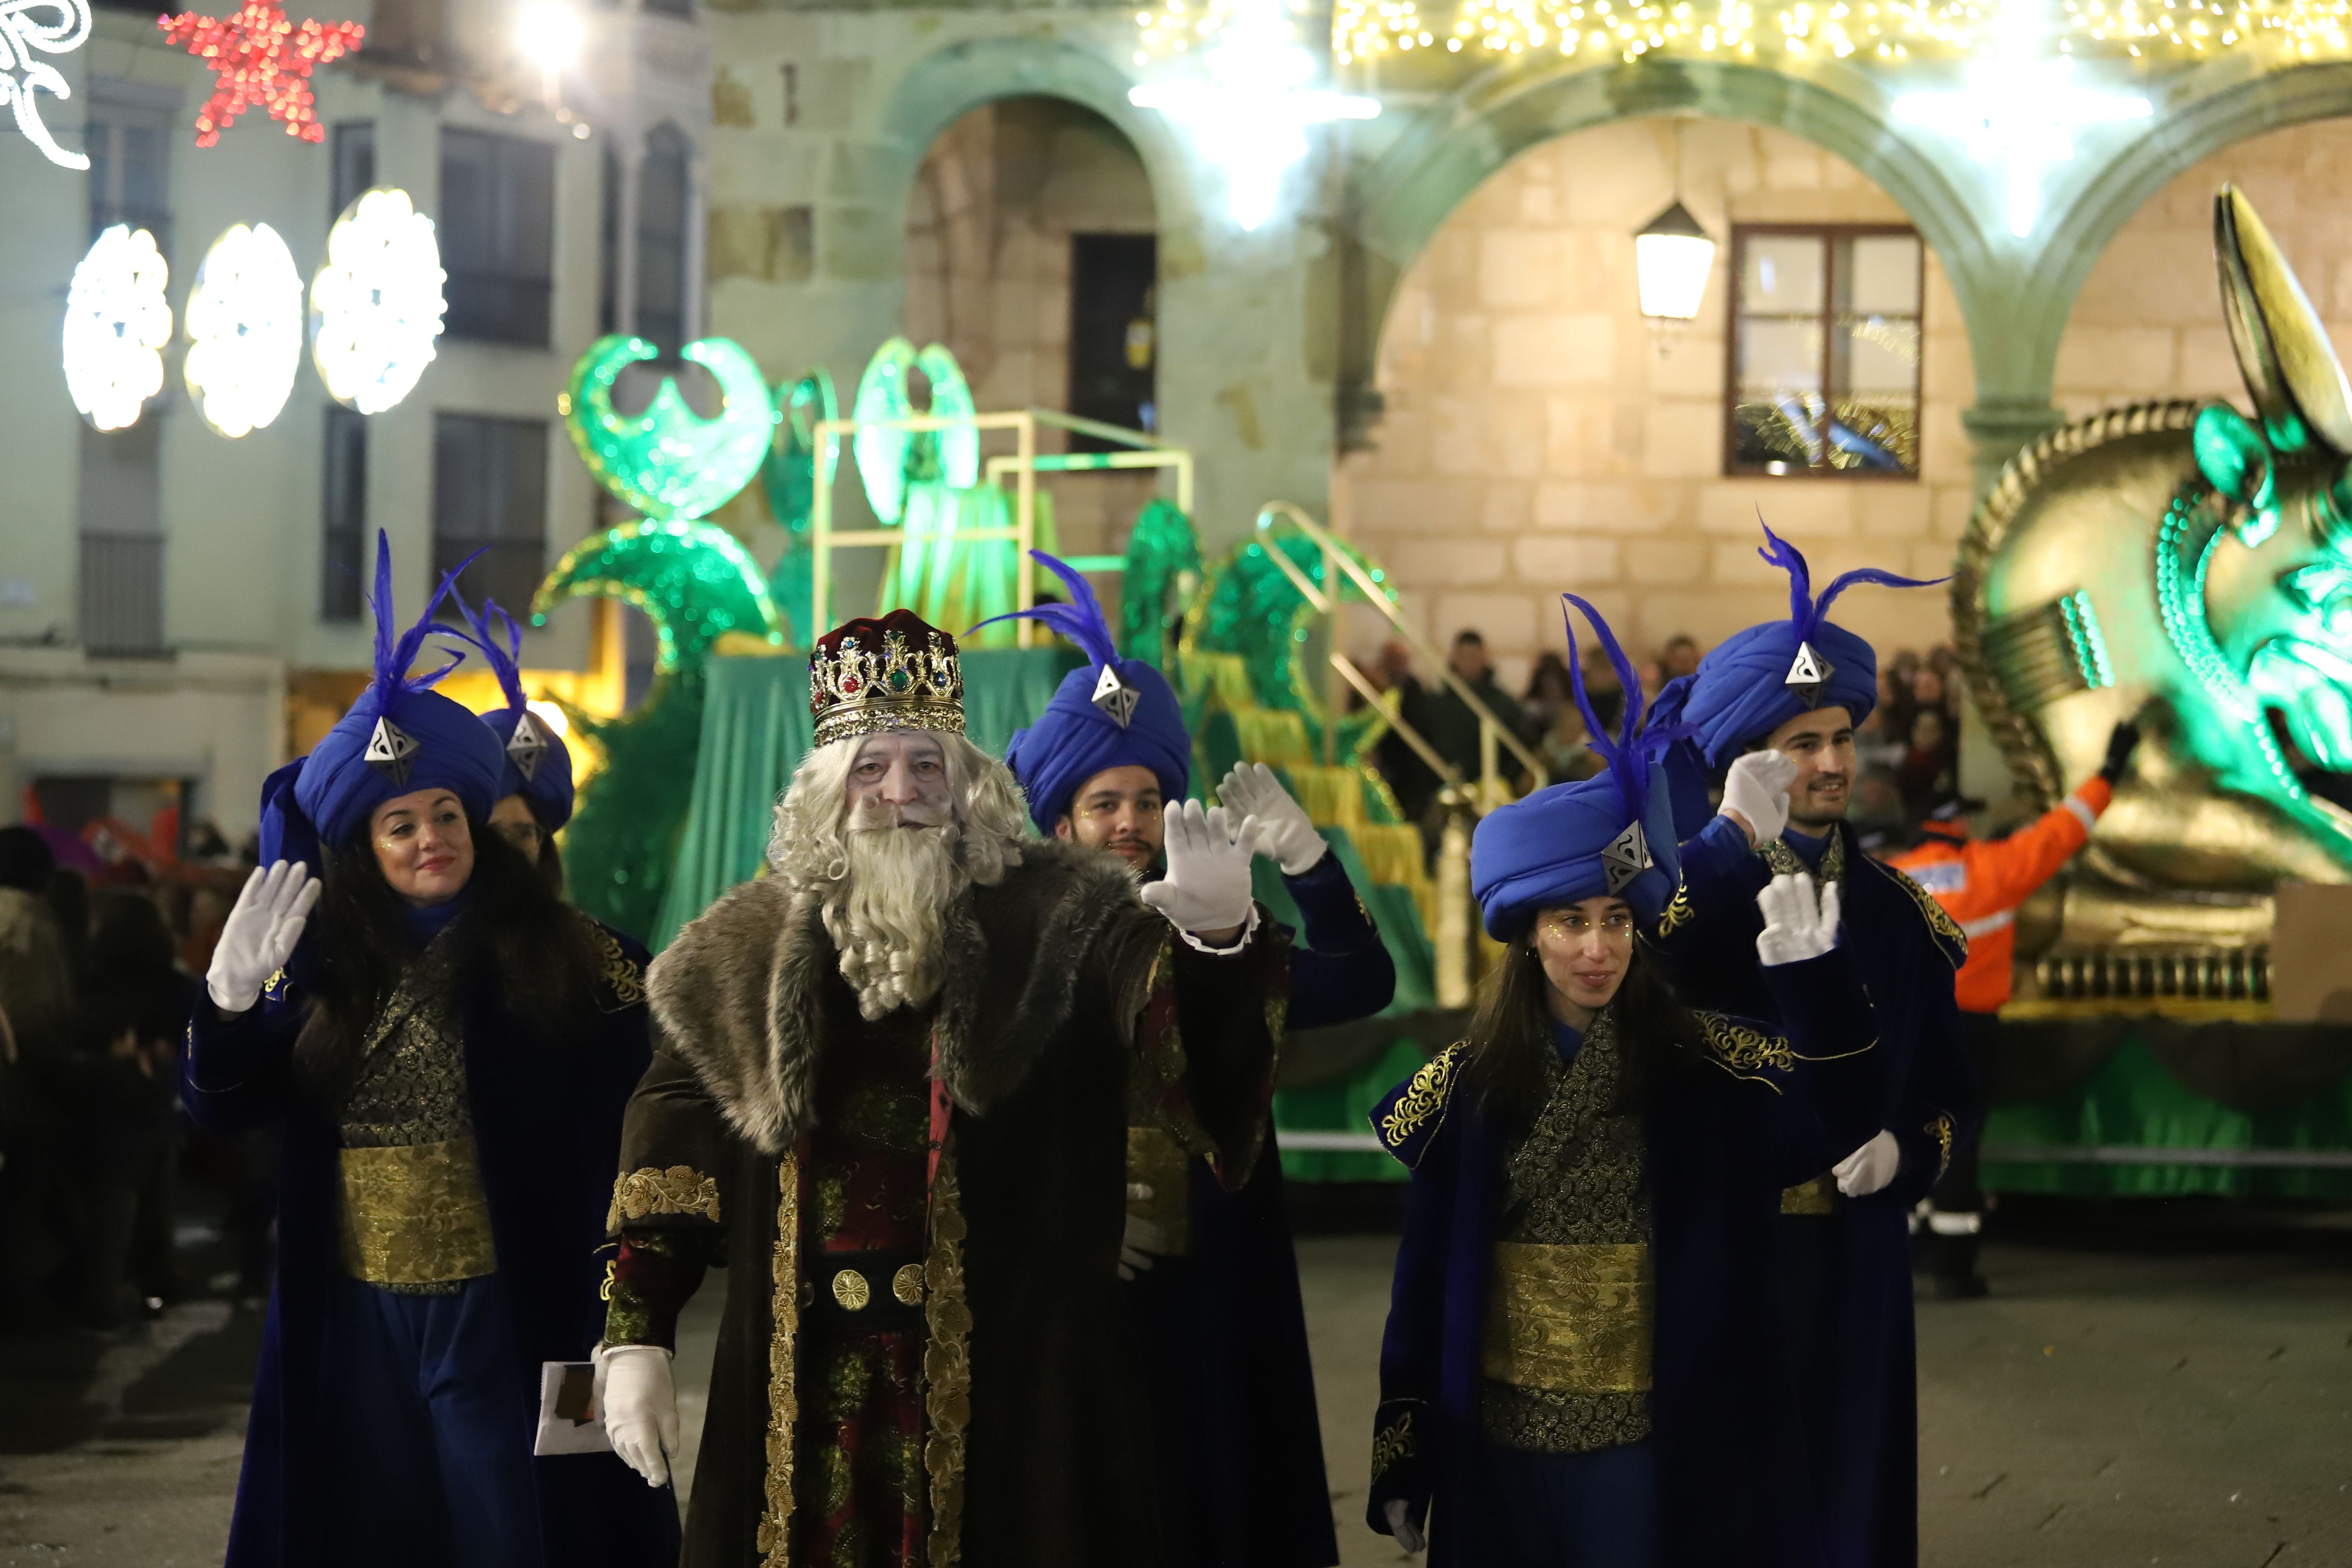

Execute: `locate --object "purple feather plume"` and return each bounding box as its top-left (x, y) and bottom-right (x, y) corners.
top-left (968, 550), bottom-right (1120, 668)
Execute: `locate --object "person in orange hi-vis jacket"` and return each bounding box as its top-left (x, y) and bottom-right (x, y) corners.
top-left (1884, 720), bottom-right (2140, 1298)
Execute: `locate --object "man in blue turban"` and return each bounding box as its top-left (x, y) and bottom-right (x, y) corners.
top-left (455, 593), bottom-right (577, 893)
top-left (987, 551), bottom-right (1396, 1568)
top-left (1645, 523), bottom-right (1980, 1568)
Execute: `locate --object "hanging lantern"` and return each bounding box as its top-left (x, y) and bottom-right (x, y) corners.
top-left (1633, 199), bottom-right (1716, 325)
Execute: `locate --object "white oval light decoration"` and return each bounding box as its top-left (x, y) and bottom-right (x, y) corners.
top-left (311, 188), bottom-right (447, 415)
top-left (63, 226), bottom-right (172, 432)
top-left (184, 222), bottom-right (303, 438)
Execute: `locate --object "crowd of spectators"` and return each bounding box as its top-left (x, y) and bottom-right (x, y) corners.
top-left (1355, 628), bottom-right (1971, 842)
top-left (0, 822), bottom-right (268, 1336)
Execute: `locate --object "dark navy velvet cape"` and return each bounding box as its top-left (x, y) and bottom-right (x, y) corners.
top-left (1129, 851), bottom-right (1395, 1568)
top-left (181, 920), bottom-right (678, 1568)
top-left (1364, 949), bottom-right (1888, 1568)
top-left (1649, 813), bottom-right (1981, 1568)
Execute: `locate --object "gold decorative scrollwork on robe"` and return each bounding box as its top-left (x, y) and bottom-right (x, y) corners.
top-left (924, 1145), bottom-right (973, 1568)
top-left (1926, 1113), bottom-right (1955, 1181)
top-left (337, 1138), bottom-right (498, 1286)
top-left (1699, 1014), bottom-right (1796, 1076)
top-left (1884, 864), bottom-right (1971, 966)
top-left (756, 1153), bottom-right (801, 1568)
top-left (1761, 829), bottom-right (1845, 888)
top-left (606, 1165), bottom-right (721, 1233)
top-left (587, 919), bottom-right (647, 1010)
top-left (1654, 877), bottom-right (1695, 938)
top-left (1125, 1126), bottom-right (1194, 1257)
top-left (1380, 1047), bottom-right (1460, 1147)
top-left (1371, 1408), bottom-right (1416, 1478)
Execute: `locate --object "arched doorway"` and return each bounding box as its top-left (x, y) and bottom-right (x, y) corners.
top-left (904, 96), bottom-right (1162, 565)
top-left (1340, 116), bottom-right (1976, 694)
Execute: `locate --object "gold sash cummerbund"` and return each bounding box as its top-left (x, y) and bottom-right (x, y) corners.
top-left (337, 1138), bottom-right (498, 1285)
top-left (1481, 1241), bottom-right (1653, 1395)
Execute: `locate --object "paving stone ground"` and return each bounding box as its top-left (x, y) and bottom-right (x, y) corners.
top-left (5, 1196), bottom-right (2347, 1567)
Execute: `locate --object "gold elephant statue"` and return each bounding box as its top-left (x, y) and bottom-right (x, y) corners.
top-left (1955, 186), bottom-right (2352, 999)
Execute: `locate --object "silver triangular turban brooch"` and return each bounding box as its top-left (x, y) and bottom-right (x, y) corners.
top-left (1785, 640), bottom-right (1834, 709)
top-left (364, 715), bottom-right (420, 787)
top-left (1092, 664), bottom-right (1139, 729)
top-left (505, 710), bottom-right (548, 782)
top-left (1601, 820), bottom-right (1651, 896)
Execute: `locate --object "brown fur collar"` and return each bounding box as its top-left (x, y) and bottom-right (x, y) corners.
top-left (646, 838), bottom-right (1162, 1155)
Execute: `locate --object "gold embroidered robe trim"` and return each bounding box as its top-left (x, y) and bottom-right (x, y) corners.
top-left (336, 1138), bottom-right (498, 1285)
top-left (1370, 1407), bottom-right (1417, 1477)
top-left (1380, 1047), bottom-right (1461, 1148)
top-left (606, 1165), bottom-right (722, 1234)
top-left (1481, 1242), bottom-right (1655, 1395)
top-left (1780, 1173), bottom-right (1839, 1214)
top-left (756, 1153), bottom-right (801, 1568)
top-left (923, 1142), bottom-right (973, 1568)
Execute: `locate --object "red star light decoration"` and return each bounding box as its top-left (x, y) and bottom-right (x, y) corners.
top-left (158, 0), bottom-right (365, 147)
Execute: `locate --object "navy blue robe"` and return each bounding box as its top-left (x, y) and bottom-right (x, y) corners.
top-left (181, 923), bottom-right (678, 1568)
top-left (1130, 853), bottom-right (1395, 1568)
top-left (1364, 949), bottom-right (1887, 1568)
top-left (1649, 815), bottom-right (1980, 1568)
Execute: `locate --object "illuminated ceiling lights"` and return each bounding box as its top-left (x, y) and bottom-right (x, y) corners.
top-left (63, 227), bottom-right (172, 430)
top-left (184, 222), bottom-right (303, 437)
top-left (1130, 0), bottom-right (1379, 231)
top-left (1332, 0), bottom-right (2352, 63)
top-left (5, 0), bottom-right (95, 168)
top-left (1895, 3), bottom-right (2149, 237)
top-left (311, 188), bottom-right (447, 413)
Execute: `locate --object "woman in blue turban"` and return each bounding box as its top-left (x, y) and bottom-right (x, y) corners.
top-left (181, 534), bottom-right (676, 1568)
top-left (455, 593), bottom-right (576, 894)
top-left (1364, 594), bottom-right (1889, 1568)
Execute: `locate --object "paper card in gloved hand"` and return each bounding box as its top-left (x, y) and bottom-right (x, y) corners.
top-left (533, 1360), bottom-right (611, 1456)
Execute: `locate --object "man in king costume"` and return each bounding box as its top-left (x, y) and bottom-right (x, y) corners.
top-left (1645, 525), bottom-right (1983, 1568)
top-left (593, 608), bottom-right (1286, 1568)
top-left (990, 552), bottom-right (1396, 1568)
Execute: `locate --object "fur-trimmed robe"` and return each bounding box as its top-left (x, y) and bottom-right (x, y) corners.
top-left (609, 838), bottom-right (1283, 1568)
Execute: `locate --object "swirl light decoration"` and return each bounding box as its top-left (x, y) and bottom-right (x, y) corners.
top-left (184, 222), bottom-right (303, 438)
top-left (558, 335), bottom-right (779, 521)
top-left (310, 187), bottom-right (446, 413)
top-left (3, 0), bottom-right (95, 167)
top-left (63, 226), bottom-right (172, 431)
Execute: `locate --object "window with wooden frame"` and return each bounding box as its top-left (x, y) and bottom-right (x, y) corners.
top-left (1726, 225), bottom-right (1922, 478)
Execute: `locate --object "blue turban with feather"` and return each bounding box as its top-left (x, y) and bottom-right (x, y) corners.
top-left (454, 593), bottom-right (577, 832)
top-left (977, 551), bottom-right (1192, 835)
top-left (1472, 595), bottom-right (1684, 939)
top-left (1648, 521), bottom-right (1940, 771)
top-left (257, 532), bottom-right (507, 869)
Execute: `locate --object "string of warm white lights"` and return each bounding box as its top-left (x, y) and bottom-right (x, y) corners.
top-left (1324, 0), bottom-right (2352, 61)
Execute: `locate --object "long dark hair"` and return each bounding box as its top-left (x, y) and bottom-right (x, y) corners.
top-left (1457, 934), bottom-right (1707, 1144)
top-left (296, 811), bottom-right (602, 1104)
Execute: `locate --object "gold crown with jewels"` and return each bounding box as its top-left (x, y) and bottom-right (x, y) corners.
top-left (809, 609), bottom-right (965, 746)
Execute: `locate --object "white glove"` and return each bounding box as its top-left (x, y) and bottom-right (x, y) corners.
top-left (1834, 1130), bottom-right (1902, 1197)
top-left (596, 1343), bottom-right (679, 1487)
top-left (1721, 749), bottom-right (1797, 845)
top-left (1118, 1187), bottom-right (1165, 1282)
top-left (1384, 1499), bottom-right (1426, 1555)
top-left (1754, 873), bottom-right (1842, 967)
top-left (1140, 801), bottom-right (1262, 936)
top-left (206, 861), bottom-right (321, 1014)
top-left (1217, 762), bottom-right (1327, 876)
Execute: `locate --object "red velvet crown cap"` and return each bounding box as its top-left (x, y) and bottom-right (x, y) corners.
top-left (808, 608), bottom-right (966, 746)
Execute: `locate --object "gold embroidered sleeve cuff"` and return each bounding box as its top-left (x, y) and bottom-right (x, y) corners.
top-left (606, 1164), bottom-right (723, 1236)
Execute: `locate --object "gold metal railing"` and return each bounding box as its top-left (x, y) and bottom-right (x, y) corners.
top-left (1249, 502), bottom-right (1547, 1005)
top-left (807, 407), bottom-right (1190, 641)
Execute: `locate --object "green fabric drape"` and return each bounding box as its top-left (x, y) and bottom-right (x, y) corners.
top-left (1983, 1031), bottom-right (2352, 1200)
top-left (651, 647), bottom-right (1082, 949)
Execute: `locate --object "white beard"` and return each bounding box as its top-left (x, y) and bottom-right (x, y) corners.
top-left (820, 804), bottom-right (965, 1020)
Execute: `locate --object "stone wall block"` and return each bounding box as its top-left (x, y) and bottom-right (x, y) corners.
top-left (1626, 538), bottom-right (1702, 585)
top-left (1640, 402), bottom-right (1722, 478)
top-left (1433, 591), bottom-right (1538, 648)
top-left (1494, 313), bottom-right (1617, 389)
top-left (1393, 537), bottom-right (1509, 587)
top-left (1513, 534), bottom-right (1622, 585)
top-left (1480, 230), bottom-right (1566, 309)
top-left (1857, 484), bottom-right (1932, 539)
top-left (1696, 482), bottom-right (1853, 537)
top-left (1481, 483), bottom-right (1534, 534)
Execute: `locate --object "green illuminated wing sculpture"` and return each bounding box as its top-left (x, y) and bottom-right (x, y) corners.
top-left (763, 367), bottom-right (839, 647)
top-left (562, 335), bottom-right (779, 522)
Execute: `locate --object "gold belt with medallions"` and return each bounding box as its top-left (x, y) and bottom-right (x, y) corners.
top-left (1481, 1241), bottom-right (1654, 1395)
top-left (337, 1137), bottom-right (498, 1286)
